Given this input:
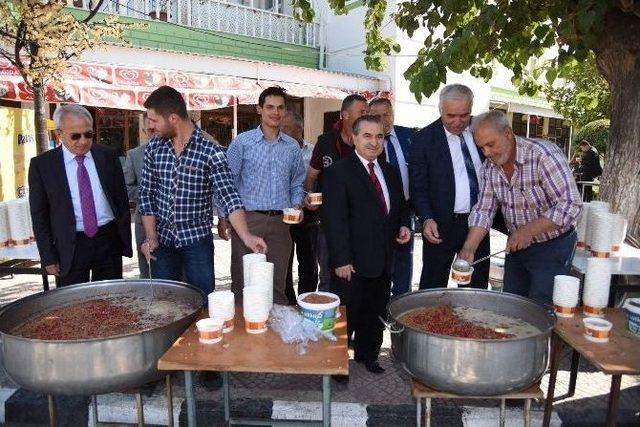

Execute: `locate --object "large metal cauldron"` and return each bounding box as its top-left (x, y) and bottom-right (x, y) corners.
top-left (386, 288), bottom-right (555, 396)
top-left (0, 279), bottom-right (204, 395)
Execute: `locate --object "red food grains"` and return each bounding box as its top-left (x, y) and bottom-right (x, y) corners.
top-left (12, 299), bottom-right (147, 340)
top-left (399, 304), bottom-right (515, 339)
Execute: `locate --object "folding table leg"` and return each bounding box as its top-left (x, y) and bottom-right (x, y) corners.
top-left (606, 375), bottom-right (622, 427)
top-left (524, 398), bottom-right (531, 427)
top-left (166, 375), bottom-right (174, 427)
top-left (425, 398), bottom-right (431, 427)
top-left (499, 398), bottom-right (506, 427)
top-left (322, 375), bottom-right (331, 427)
top-left (543, 332), bottom-right (563, 427)
top-left (416, 397), bottom-right (422, 427)
top-left (223, 372), bottom-right (231, 423)
top-left (567, 350), bottom-right (580, 397)
top-left (184, 371), bottom-right (197, 427)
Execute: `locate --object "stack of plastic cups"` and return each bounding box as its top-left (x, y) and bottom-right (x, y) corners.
top-left (0, 203), bottom-right (9, 248)
top-left (6, 198), bottom-right (33, 245)
top-left (575, 202), bottom-right (590, 250)
top-left (582, 257), bottom-right (612, 317)
top-left (247, 261), bottom-right (274, 311)
top-left (208, 290), bottom-right (235, 333)
top-left (585, 201), bottom-right (609, 250)
top-left (243, 286), bottom-right (270, 334)
top-left (552, 275), bottom-right (580, 318)
top-left (610, 213), bottom-right (628, 254)
top-left (242, 253), bottom-right (267, 287)
top-left (590, 212), bottom-right (614, 258)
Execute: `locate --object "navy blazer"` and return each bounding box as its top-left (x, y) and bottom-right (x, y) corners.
top-left (322, 152), bottom-right (410, 278)
top-left (29, 144), bottom-right (133, 275)
top-left (393, 125), bottom-right (413, 164)
top-left (409, 118), bottom-right (486, 240)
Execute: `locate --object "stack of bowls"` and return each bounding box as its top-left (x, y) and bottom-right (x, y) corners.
top-left (208, 290), bottom-right (235, 333)
top-left (552, 275), bottom-right (580, 318)
top-left (243, 253), bottom-right (267, 286)
top-left (582, 257), bottom-right (612, 317)
top-left (575, 202), bottom-right (590, 250)
top-left (610, 214), bottom-right (628, 254)
top-left (590, 212), bottom-right (614, 258)
top-left (247, 261), bottom-right (274, 311)
top-left (243, 286), bottom-right (270, 334)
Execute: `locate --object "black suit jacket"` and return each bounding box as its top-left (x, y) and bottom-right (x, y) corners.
top-left (29, 144), bottom-right (133, 276)
top-left (410, 118), bottom-right (505, 239)
top-left (322, 152), bottom-right (410, 278)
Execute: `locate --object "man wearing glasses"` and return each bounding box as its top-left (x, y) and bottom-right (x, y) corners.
top-left (29, 104), bottom-right (132, 286)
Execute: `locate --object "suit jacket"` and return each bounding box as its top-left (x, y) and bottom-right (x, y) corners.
top-left (123, 143), bottom-right (147, 224)
top-left (410, 118), bottom-right (490, 239)
top-left (322, 152), bottom-right (410, 278)
top-left (29, 144), bottom-right (133, 276)
top-left (579, 147), bottom-right (602, 181)
top-left (393, 125), bottom-right (413, 164)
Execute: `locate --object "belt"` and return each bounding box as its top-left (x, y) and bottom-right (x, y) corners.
top-left (77, 221), bottom-right (116, 237)
top-left (453, 212), bottom-right (470, 220)
top-left (253, 210), bottom-right (282, 216)
top-left (547, 227), bottom-right (575, 242)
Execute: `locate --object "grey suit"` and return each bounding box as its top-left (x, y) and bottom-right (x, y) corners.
top-left (123, 143), bottom-right (149, 278)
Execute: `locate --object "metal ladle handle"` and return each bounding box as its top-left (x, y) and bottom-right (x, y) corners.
top-left (378, 316), bottom-right (404, 334)
top-left (470, 249), bottom-right (507, 266)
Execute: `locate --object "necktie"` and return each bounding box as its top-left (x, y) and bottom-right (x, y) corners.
top-left (385, 135), bottom-right (400, 171)
top-left (368, 162), bottom-right (388, 215)
top-left (75, 155), bottom-right (98, 238)
top-left (459, 133), bottom-right (479, 208)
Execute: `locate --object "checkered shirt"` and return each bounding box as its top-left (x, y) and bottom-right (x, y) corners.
top-left (469, 136), bottom-right (582, 243)
top-left (138, 127), bottom-right (244, 247)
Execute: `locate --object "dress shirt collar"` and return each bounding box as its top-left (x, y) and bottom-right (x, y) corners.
top-left (256, 125), bottom-right (284, 143)
top-left (62, 143), bottom-right (94, 165)
top-left (355, 151), bottom-right (380, 171)
top-left (387, 127), bottom-right (397, 140)
top-left (443, 125), bottom-right (470, 140)
top-left (155, 126), bottom-right (201, 149)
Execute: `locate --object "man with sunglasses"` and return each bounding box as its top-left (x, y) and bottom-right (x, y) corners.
top-left (29, 104), bottom-right (132, 286)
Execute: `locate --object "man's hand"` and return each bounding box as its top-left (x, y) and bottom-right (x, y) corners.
top-left (457, 246), bottom-right (475, 263)
top-left (335, 264), bottom-right (355, 281)
top-left (396, 226), bottom-right (411, 244)
top-left (303, 194), bottom-right (320, 211)
top-left (45, 264), bottom-right (60, 276)
top-left (422, 219), bottom-right (443, 244)
top-left (217, 218), bottom-right (231, 241)
top-left (506, 226), bottom-right (533, 253)
top-left (241, 233), bottom-right (268, 254)
top-left (140, 237), bottom-right (159, 263)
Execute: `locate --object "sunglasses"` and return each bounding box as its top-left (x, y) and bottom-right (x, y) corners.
top-left (68, 131), bottom-right (95, 141)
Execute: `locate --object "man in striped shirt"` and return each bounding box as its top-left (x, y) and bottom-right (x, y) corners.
top-left (458, 110), bottom-right (582, 304)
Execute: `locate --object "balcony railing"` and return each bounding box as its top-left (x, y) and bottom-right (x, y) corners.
top-left (79, 0), bottom-right (320, 47)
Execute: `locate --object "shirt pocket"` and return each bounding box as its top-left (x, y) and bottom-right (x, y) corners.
top-left (520, 185), bottom-right (546, 213)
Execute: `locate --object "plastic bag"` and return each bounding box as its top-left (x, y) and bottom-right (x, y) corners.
top-left (268, 304), bottom-right (336, 354)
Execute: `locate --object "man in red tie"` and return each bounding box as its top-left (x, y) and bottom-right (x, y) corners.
top-left (322, 115), bottom-right (411, 376)
top-left (29, 104), bottom-right (132, 286)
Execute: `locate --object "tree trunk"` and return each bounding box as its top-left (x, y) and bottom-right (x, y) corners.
top-left (33, 80), bottom-right (50, 155)
top-left (594, 10), bottom-right (640, 242)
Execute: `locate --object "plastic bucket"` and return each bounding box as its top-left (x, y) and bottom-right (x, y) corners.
top-left (297, 292), bottom-right (340, 331)
top-left (623, 298), bottom-right (640, 336)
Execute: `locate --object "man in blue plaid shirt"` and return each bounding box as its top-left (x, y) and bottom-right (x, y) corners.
top-left (139, 86), bottom-right (267, 295)
top-left (218, 87), bottom-right (306, 305)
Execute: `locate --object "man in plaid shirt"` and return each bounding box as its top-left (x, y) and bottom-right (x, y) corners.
top-left (458, 110), bottom-right (581, 304)
top-left (139, 86), bottom-right (267, 295)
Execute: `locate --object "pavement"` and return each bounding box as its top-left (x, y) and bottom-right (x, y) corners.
top-left (0, 227), bottom-right (639, 426)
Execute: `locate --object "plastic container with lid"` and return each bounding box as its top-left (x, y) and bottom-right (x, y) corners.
top-left (623, 298), bottom-right (640, 337)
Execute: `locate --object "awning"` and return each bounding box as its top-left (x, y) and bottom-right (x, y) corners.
top-left (0, 58), bottom-right (391, 110)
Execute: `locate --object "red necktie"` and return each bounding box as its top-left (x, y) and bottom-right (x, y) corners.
top-left (75, 155), bottom-right (98, 238)
top-left (368, 162), bottom-right (388, 215)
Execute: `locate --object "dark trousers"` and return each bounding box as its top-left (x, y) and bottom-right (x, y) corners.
top-left (57, 222), bottom-right (123, 287)
top-left (331, 272), bottom-right (390, 363)
top-left (391, 221), bottom-right (414, 296)
top-left (316, 227), bottom-right (331, 292)
top-left (285, 223), bottom-right (319, 305)
top-left (419, 215), bottom-right (490, 289)
top-left (504, 230), bottom-right (577, 305)
top-left (151, 234), bottom-right (215, 295)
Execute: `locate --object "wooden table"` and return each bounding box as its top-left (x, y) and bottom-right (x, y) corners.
top-left (543, 309), bottom-right (640, 427)
top-left (412, 380), bottom-right (543, 427)
top-left (158, 306), bottom-right (349, 427)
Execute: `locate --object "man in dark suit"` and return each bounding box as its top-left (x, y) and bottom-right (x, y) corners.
top-left (322, 115), bottom-right (411, 375)
top-left (577, 140), bottom-right (602, 202)
top-left (369, 97), bottom-right (415, 295)
top-left (409, 84), bottom-right (490, 289)
top-left (29, 104), bottom-right (132, 286)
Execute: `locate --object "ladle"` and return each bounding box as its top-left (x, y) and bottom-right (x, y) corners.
top-left (453, 249), bottom-right (506, 272)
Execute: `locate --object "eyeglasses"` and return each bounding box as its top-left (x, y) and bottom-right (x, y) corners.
top-left (68, 131), bottom-right (95, 141)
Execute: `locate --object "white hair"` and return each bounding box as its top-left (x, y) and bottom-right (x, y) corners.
top-left (439, 84), bottom-right (474, 107)
top-left (470, 109), bottom-right (512, 134)
top-left (53, 104), bottom-right (93, 129)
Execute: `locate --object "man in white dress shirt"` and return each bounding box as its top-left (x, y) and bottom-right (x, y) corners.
top-left (409, 84), bottom-right (491, 289)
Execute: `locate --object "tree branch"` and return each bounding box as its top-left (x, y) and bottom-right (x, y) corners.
top-left (80, 0), bottom-right (106, 24)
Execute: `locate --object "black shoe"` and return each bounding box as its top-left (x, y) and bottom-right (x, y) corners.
top-left (332, 374), bottom-right (350, 384)
top-left (363, 361), bottom-right (385, 374)
top-left (200, 371), bottom-right (223, 391)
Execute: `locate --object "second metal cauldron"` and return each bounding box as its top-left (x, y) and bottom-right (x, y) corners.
top-left (0, 279), bottom-right (204, 396)
top-left (384, 288), bottom-right (555, 396)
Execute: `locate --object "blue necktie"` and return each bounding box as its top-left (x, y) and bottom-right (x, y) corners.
top-left (459, 133), bottom-right (479, 208)
top-left (385, 135), bottom-right (400, 171)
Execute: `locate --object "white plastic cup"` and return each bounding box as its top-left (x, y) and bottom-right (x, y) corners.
top-left (282, 208), bottom-right (302, 224)
top-left (308, 193), bottom-right (323, 205)
top-left (243, 253), bottom-right (267, 287)
top-left (583, 317), bottom-right (612, 343)
top-left (451, 266), bottom-right (474, 285)
top-left (196, 318), bottom-right (224, 344)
